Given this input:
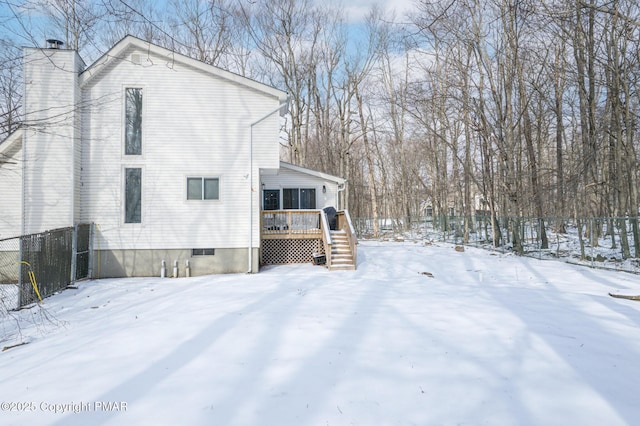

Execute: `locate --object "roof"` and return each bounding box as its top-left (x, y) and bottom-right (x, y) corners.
top-left (79, 35), bottom-right (287, 101)
top-left (0, 127), bottom-right (23, 161)
top-left (279, 161), bottom-right (345, 184)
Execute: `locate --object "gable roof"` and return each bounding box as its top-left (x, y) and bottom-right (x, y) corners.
top-left (280, 161), bottom-right (345, 185)
top-left (0, 127), bottom-right (23, 163)
top-left (79, 35), bottom-right (287, 101)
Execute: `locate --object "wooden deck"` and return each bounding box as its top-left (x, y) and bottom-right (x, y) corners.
top-left (260, 209), bottom-right (357, 270)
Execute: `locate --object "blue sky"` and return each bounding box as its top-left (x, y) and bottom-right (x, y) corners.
top-left (0, 0), bottom-right (418, 61)
top-left (325, 0), bottom-right (416, 22)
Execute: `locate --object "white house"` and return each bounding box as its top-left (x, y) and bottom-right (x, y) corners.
top-left (0, 36), bottom-right (355, 277)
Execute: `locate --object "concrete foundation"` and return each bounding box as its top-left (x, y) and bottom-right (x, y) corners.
top-left (92, 247), bottom-right (260, 278)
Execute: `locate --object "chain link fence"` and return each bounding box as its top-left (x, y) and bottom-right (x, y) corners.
top-left (353, 215), bottom-right (640, 273)
top-left (0, 237), bottom-right (20, 313)
top-left (0, 224), bottom-right (92, 310)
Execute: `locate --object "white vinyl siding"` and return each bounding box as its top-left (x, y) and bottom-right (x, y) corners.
top-left (22, 48), bottom-right (84, 235)
top-left (80, 46), bottom-right (283, 249)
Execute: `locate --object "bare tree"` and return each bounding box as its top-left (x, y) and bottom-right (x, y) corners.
top-left (166, 0), bottom-right (234, 67)
top-left (98, 0), bottom-right (169, 49)
top-left (238, 0), bottom-right (324, 166)
top-left (349, 8), bottom-right (386, 235)
top-left (35, 0), bottom-right (103, 51)
top-left (0, 40), bottom-right (21, 140)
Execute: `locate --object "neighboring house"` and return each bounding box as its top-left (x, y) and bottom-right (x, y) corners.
top-left (0, 36), bottom-right (356, 277)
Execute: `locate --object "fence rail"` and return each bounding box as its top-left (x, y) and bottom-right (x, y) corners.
top-left (353, 215), bottom-right (640, 273)
top-left (0, 224), bottom-right (92, 310)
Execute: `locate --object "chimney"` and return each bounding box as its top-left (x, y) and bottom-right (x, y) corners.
top-left (22, 42), bottom-right (84, 234)
top-left (45, 39), bottom-right (64, 49)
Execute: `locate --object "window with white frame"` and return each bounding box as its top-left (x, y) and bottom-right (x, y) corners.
top-left (283, 188), bottom-right (316, 209)
top-left (125, 88), bottom-right (143, 155)
top-left (125, 168), bottom-right (142, 223)
top-left (187, 177), bottom-right (219, 200)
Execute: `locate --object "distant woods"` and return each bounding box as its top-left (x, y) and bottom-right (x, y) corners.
top-left (2, 0), bottom-right (640, 251)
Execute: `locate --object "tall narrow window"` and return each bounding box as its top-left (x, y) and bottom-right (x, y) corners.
top-left (300, 188), bottom-right (316, 209)
top-left (125, 168), bottom-right (142, 223)
top-left (125, 88), bottom-right (143, 155)
top-left (283, 188), bottom-right (299, 209)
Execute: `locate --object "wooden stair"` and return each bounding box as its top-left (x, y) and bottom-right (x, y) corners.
top-left (329, 229), bottom-right (356, 270)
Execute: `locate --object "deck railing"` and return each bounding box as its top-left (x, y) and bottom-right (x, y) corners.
top-left (260, 209), bottom-right (356, 269)
top-left (261, 210), bottom-right (323, 239)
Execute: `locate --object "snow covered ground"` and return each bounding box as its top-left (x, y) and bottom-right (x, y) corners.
top-left (1, 240), bottom-right (640, 426)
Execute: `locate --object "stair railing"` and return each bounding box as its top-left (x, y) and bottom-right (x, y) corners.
top-left (320, 209), bottom-right (332, 269)
top-left (336, 209), bottom-right (357, 268)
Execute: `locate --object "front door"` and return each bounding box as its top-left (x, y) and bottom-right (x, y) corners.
top-left (263, 189), bottom-right (280, 210)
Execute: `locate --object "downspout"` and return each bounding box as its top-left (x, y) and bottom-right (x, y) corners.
top-left (248, 96), bottom-right (289, 273)
top-left (337, 182), bottom-right (346, 211)
top-left (21, 128), bottom-right (26, 236)
top-left (71, 53), bottom-right (80, 230)
top-left (19, 129), bottom-right (26, 300)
